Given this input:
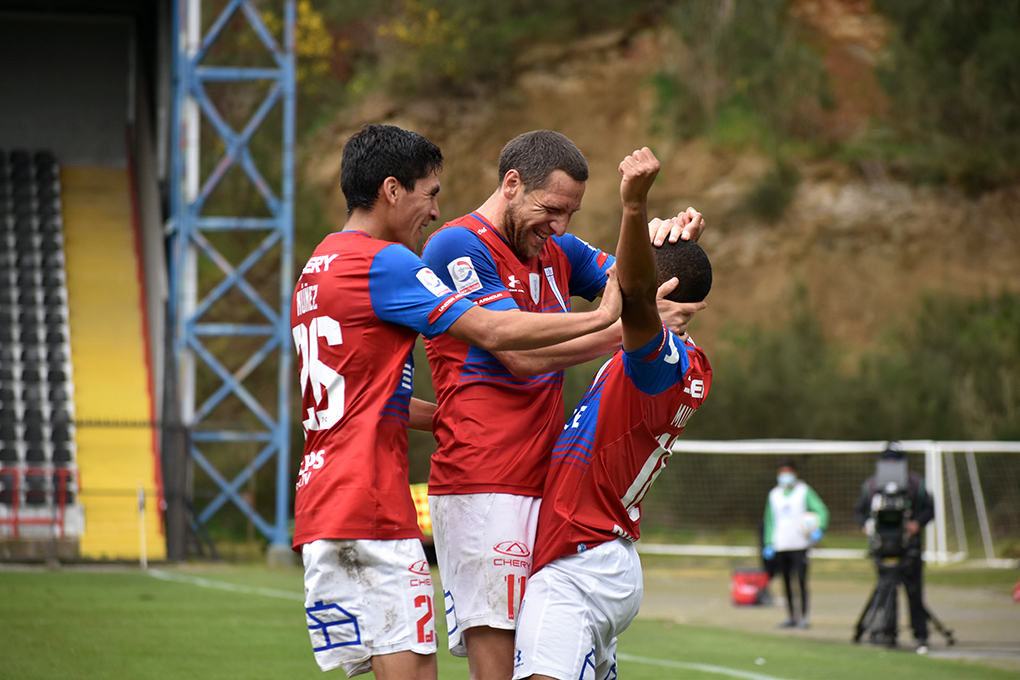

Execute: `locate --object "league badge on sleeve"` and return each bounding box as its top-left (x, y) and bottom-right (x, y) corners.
top-left (448, 257), bottom-right (483, 295)
top-left (416, 267), bottom-right (454, 297)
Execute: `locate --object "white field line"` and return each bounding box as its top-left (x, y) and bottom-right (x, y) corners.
top-left (148, 569), bottom-right (803, 679)
top-left (148, 568), bottom-right (304, 601)
top-left (617, 653), bottom-right (795, 680)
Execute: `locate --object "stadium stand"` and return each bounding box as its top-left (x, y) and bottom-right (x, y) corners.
top-left (0, 147), bottom-right (82, 544)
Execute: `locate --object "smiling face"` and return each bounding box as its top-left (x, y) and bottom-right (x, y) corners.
top-left (500, 170), bottom-right (585, 261)
top-left (390, 169), bottom-right (441, 250)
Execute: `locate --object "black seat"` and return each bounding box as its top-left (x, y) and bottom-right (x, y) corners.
top-left (52, 446), bottom-right (72, 465)
top-left (0, 421), bottom-right (16, 442)
top-left (47, 367), bottom-right (66, 383)
top-left (23, 408), bottom-right (43, 426)
top-left (42, 276), bottom-right (63, 292)
top-left (0, 472), bottom-right (16, 504)
top-left (24, 423), bottom-right (44, 443)
top-left (21, 367), bottom-right (42, 383)
top-left (0, 445), bottom-right (17, 464)
top-left (51, 424), bottom-right (71, 444)
top-left (25, 445), bottom-right (45, 463)
top-left (19, 328), bottom-right (39, 345)
top-left (41, 237), bottom-right (60, 254)
top-left (25, 473), bottom-right (47, 505)
top-left (45, 329), bottom-right (65, 345)
top-left (50, 408), bottom-right (70, 425)
top-left (48, 386), bottom-right (68, 404)
top-left (21, 385), bottom-right (43, 405)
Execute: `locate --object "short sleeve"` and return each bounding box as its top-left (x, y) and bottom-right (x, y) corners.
top-left (621, 326), bottom-right (690, 396)
top-left (368, 244), bottom-right (475, 338)
top-left (554, 233), bottom-right (615, 301)
top-left (421, 226), bottom-right (519, 311)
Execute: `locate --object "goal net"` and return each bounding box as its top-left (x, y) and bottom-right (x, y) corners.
top-left (637, 439), bottom-right (1020, 565)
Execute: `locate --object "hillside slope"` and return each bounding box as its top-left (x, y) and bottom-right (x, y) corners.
top-left (304, 19), bottom-right (1020, 358)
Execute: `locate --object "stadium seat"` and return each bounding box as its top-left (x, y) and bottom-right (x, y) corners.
top-left (25, 474), bottom-right (47, 505)
top-left (0, 473), bottom-right (15, 505)
top-left (24, 424), bottom-right (44, 444)
top-left (0, 445), bottom-right (17, 464)
top-left (52, 446), bottom-right (72, 465)
top-left (25, 446), bottom-right (45, 463)
top-left (51, 425), bottom-right (70, 445)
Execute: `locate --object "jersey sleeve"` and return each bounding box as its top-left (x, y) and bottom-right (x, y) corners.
top-left (368, 244), bottom-right (476, 338)
top-left (554, 233), bottom-right (615, 301)
top-left (806, 486), bottom-right (830, 529)
top-left (421, 226), bottom-right (519, 311)
top-left (620, 326), bottom-right (690, 396)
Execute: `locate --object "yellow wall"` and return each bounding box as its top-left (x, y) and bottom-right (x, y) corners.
top-left (61, 167), bottom-right (164, 560)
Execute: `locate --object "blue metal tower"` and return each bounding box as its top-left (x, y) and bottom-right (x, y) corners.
top-left (169, 0), bottom-right (295, 558)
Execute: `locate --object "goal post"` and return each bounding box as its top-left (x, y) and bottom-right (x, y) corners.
top-left (634, 439), bottom-right (1020, 567)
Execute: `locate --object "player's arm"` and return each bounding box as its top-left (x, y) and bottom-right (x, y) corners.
top-left (616, 147), bottom-right (664, 351)
top-left (445, 268), bottom-right (623, 351)
top-left (408, 398), bottom-right (436, 432)
top-left (490, 227), bottom-right (702, 378)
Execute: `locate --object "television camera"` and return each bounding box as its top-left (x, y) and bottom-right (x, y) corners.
top-left (853, 456), bottom-right (954, 648)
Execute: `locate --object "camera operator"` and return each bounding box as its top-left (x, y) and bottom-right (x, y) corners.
top-left (854, 444), bottom-right (935, 653)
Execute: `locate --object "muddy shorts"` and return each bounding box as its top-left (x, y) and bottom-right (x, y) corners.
top-left (428, 493), bottom-right (541, 656)
top-left (301, 538), bottom-right (437, 676)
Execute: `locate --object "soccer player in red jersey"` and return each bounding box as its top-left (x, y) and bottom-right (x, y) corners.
top-left (420, 130), bottom-right (706, 680)
top-left (291, 124), bottom-right (623, 680)
top-left (512, 147), bottom-right (713, 680)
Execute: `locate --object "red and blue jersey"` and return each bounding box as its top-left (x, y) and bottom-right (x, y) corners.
top-left (421, 212), bottom-right (613, 496)
top-left (532, 330), bottom-right (712, 572)
top-left (290, 231), bottom-right (475, 549)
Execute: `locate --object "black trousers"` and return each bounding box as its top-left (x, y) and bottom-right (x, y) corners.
top-left (899, 550), bottom-right (929, 641)
top-left (776, 549), bottom-right (809, 618)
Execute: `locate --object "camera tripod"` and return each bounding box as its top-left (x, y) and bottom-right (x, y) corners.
top-left (853, 551), bottom-right (955, 649)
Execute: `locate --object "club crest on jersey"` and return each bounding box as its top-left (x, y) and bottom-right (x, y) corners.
top-left (529, 273), bottom-right (541, 305)
top-left (448, 257), bottom-right (482, 295)
top-left (416, 267), bottom-right (454, 297)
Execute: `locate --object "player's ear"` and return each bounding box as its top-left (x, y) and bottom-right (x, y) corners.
top-left (501, 169), bottom-right (522, 201)
top-left (381, 176), bottom-right (401, 207)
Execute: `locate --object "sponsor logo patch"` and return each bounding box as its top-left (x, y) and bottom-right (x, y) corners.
top-left (493, 541), bottom-right (531, 557)
top-left (448, 257), bottom-right (483, 295)
top-left (416, 267), bottom-right (453, 297)
top-left (409, 559), bottom-right (430, 575)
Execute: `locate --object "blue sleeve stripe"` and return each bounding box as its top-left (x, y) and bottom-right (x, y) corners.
top-left (553, 430), bottom-right (596, 451)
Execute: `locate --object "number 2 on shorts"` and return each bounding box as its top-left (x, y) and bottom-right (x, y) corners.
top-left (414, 594), bottom-right (435, 643)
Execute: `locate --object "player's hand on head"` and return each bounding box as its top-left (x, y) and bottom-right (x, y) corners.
top-left (619, 147), bottom-right (660, 207)
top-left (598, 265), bottom-right (623, 323)
top-left (677, 207), bottom-right (706, 242)
top-left (656, 278), bottom-right (706, 336)
top-left (651, 208), bottom-right (707, 246)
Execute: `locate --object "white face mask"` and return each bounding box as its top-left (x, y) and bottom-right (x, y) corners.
top-left (777, 472), bottom-right (797, 488)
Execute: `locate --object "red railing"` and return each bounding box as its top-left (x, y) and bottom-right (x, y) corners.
top-left (0, 466), bottom-right (75, 538)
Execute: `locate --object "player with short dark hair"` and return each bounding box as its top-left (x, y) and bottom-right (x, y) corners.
top-left (419, 130), bottom-right (707, 680)
top-left (291, 124), bottom-right (623, 680)
top-left (512, 148), bottom-right (713, 680)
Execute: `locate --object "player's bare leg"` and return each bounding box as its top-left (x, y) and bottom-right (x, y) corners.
top-left (371, 650), bottom-right (437, 680)
top-left (464, 626), bottom-right (515, 680)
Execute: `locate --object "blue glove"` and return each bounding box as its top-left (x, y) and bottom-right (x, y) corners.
top-left (762, 545), bottom-right (775, 560)
top-left (809, 528), bottom-right (824, 544)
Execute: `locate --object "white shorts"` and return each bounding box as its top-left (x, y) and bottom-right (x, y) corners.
top-left (428, 493), bottom-right (541, 657)
top-left (513, 539), bottom-right (643, 680)
top-left (301, 538), bottom-right (438, 677)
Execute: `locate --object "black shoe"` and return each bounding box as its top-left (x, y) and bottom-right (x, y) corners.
top-left (778, 617), bottom-right (797, 628)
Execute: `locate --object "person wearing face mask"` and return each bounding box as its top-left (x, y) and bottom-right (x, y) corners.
top-left (762, 458), bottom-right (829, 629)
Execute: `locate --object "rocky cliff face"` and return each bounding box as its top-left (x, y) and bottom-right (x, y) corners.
top-left (304, 9), bottom-right (1020, 356)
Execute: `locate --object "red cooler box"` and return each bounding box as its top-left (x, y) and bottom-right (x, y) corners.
top-left (730, 569), bottom-right (770, 606)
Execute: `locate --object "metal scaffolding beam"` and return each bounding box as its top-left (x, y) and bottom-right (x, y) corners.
top-left (168, 0), bottom-right (294, 558)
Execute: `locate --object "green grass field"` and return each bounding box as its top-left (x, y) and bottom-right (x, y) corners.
top-left (0, 562), bottom-right (1016, 680)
